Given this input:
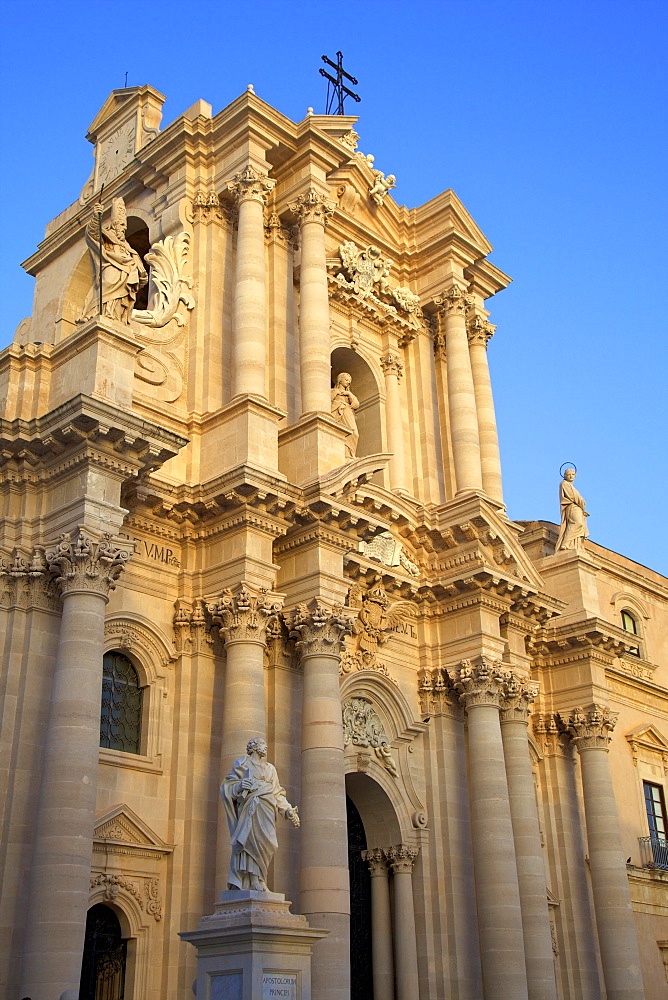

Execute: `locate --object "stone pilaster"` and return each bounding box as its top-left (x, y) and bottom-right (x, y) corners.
top-left (435, 285), bottom-right (483, 494)
top-left (20, 532), bottom-right (131, 1000)
top-left (228, 164), bottom-right (275, 400)
top-left (380, 351), bottom-right (408, 492)
top-left (566, 706), bottom-right (644, 1000)
top-left (362, 848), bottom-right (393, 1000)
top-left (466, 312), bottom-right (504, 505)
top-left (290, 190), bottom-right (334, 415)
top-left (451, 657), bottom-right (529, 1000)
top-left (386, 845), bottom-right (420, 1000)
top-left (207, 585), bottom-right (282, 891)
top-left (290, 599), bottom-right (352, 1000)
top-left (500, 679), bottom-right (558, 1000)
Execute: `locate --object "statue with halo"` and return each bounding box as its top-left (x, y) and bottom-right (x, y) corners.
top-left (556, 465), bottom-right (590, 550)
top-left (221, 738), bottom-right (299, 892)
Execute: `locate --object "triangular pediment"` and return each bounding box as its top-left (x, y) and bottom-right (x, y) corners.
top-left (86, 85), bottom-right (166, 143)
top-left (416, 189), bottom-right (493, 257)
top-left (94, 804), bottom-right (172, 854)
top-left (626, 725), bottom-right (668, 754)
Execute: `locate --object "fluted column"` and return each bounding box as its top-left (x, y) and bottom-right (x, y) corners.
top-left (290, 190), bottom-right (334, 414)
top-left (386, 845), bottom-right (420, 1000)
top-left (362, 849), bottom-right (394, 1000)
top-left (436, 285), bottom-right (483, 494)
top-left (567, 706), bottom-right (644, 1000)
top-left (208, 585), bottom-right (282, 890)
top-left (20, 532), bottom-right (131, 1000)
top-left (290, 600), bottom-right (353, 1000)
top-left (451, 658), bottom-right (528, 1000)
top-left (380, 352), bottom-right (408, 492)
top-left (500, 679), bottom-right (558, 1000)
top-left (467, 314), bottom-right (504, 505)
top-left (228, 165), bottom-right (275, 399)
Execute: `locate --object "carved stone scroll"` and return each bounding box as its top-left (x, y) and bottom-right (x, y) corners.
top-left (132, 232), bottom-right (195, 329)
top-left (46, 532), bottom-right (132, 598)
top-left (206, 584), bottom-right (282, 645)
top-left (289, 600), bottom-right (353, 658)
top-left (342, 696), bottom-right (398, 778)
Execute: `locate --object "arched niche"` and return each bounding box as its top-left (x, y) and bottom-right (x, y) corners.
top-left (331, 346), bottom-right (382, 458)
top-left (125, 216), bottom-right (150, 310)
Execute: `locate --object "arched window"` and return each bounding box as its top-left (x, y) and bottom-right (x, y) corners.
top-left (79, 903), bottom-right (127, 1000)
top-left (101, 652), bottom-right (143, 753)
top-left (125, 217), bottom-right (151, 311)
top-left (621, 610), bottom-right (640, 657)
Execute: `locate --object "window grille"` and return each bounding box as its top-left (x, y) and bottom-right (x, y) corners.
top-left (79, 903), bottom-right (127, 1000)
top-left (100, 652), bottom-right (142, 754)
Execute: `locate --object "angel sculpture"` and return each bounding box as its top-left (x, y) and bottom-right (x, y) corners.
top-left (369, 169), bottom-right (396, 206)
top-left (348, 585), bottom-right (417, 658)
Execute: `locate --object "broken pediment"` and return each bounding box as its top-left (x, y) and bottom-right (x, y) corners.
top-left (93, 804), bottom-right (172, 856)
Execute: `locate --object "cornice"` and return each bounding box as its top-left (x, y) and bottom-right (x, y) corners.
top-left (528, 617), bottom-right (630, 662)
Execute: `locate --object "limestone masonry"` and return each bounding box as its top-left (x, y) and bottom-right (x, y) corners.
top-left (1, 84), bottom-right (666, 1000)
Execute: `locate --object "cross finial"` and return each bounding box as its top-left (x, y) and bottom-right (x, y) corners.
top-left (319, 51), bottom-right (361, 115)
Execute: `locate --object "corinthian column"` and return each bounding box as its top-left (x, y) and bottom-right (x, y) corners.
top-left (290, 600), bottom-right (353, 1000)
top-left (228, 165), bottom-right (275, 399)
top-left (436, 285), bottom-right (483, 494)
top-left (362, 849), bottom-right (394, 1000)
top-left (500, 679), bottom-right (558, 1000)
top-left (451, 658), bottom-right (528, 1000)
top-left (20, 532), bottom-right (131, 1000)
top-left (290, 190), bottom-right (334, 415)
top-left (386, 845), bottom-right (420, 1000)
top-left (467, 314), bottom-right (504, 505)
top-left (380, 352), bottom-right (408, 493)
top-left (567, 706), bottom-right (644, 1000)
top-left (208, 585), bottom-right (282, 890)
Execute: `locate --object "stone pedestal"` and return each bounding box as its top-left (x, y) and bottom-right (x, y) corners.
top-left (180, 891), bottom-right (328, 1000)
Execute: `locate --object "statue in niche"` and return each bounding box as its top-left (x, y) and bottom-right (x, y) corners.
top-left (220, 737), bottom-right (299, 891)
top-left (331, 372), bottom-right (360, 459)
top-left (556, 467), bottom-right (590, 550)
top-left (81, 198), bottom-right (147, 324)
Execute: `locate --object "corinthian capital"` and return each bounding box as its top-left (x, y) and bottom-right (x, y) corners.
top-left (361, 847), bottom-right (389, 877)
top-left (289, 188), bottom-right (335, 227)
top-left (227, 165), bottom-right (276, 206)
top-left (46, 531), bottom-right (131, 598)
top-left (379, 352), bottom-right (404, 378)
top-left (289, 599), bottom-right (353, 658)
top-left (449, 656), bottom-right (509, 709)
top-left (386, 844), bottom-right (419, 873)
top-left (434, 284), bottom-right (473, 316)
top-left (466, 314), bottom-right (496, 347)
top-left (207, 584), bottom-right (282, 645)
top-left (500, 675), bottom-right (540, 722)
top-left (566, 704), bottom-right (617, 752)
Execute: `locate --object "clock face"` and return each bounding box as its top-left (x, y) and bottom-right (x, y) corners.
top-left (97, 121), bottom-right (136, 186)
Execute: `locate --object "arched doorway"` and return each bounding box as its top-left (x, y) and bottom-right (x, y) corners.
top-left (347, 795), bottom-right (374, 1000)
top-left (79, 903), bottom-right (127, 1000)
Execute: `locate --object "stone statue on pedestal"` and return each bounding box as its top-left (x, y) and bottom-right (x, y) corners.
top-left (331, 372), bottom-right (360, 459)
top-left (221, 738), bottom-right (299, 891)
top-left (80, 197), bottom-right (147, 325)
top-left (556, 467), bottom-right (590, 550)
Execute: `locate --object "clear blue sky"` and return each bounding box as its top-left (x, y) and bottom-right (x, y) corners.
top-left (1, 0), bottom-right (666, 573)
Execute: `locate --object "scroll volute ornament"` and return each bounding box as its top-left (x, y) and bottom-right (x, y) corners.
top-left (227, 164), bottom-right (276, 206)
top-left (500, 675), bottom-right (540, 722)
top-left (289, 188), bottom-right (335, 226)
top-left (450, 656), bottom-right (510, 708)
top-left (46, 531), bottom-right (132, 597)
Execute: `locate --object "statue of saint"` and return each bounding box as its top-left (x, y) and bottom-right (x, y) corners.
top-left (331, 372), bottom-right (360, 459)
top-left (80, 197), bottom-right (147, 325)
top-left (556, 467), bottom-right (590, 550)
top-left (220, 738), bottom-right (299, 892)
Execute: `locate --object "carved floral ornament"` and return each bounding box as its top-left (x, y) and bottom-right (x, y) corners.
top-left (90, 872), bottom-right (162, 921)
top-left (289, 599), bottom-right (353, 657)
top-left (342, 696), bottom-right (399, 778)
top-left (362, 844), bottom-right (419, 874)
top-left (379, 352), bottom-right (404, 379)
top-left (565, 704), bottom-right (617, 751)
top-left (31, 532), bottom-right (132, 598)
top-left (419, 657), bottom-right (540, 716)
top-left (289, 188), bottom-right (335, 226)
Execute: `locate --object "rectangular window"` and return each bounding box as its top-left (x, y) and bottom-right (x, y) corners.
top-left (644, 781), bottom-right (668, 840)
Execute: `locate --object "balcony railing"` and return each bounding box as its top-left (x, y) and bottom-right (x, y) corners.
top-left (638, 835), bottom-right (668, 870)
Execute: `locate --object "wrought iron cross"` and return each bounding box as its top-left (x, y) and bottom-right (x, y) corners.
top-left (320, 52), bottom-right (360, 115)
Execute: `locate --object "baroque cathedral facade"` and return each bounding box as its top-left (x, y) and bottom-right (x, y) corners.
top-left (1, 85), bottom-right (667, 1000)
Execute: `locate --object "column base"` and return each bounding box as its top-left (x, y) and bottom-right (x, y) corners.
top-left (180, 891), bottom-right (328, 1000)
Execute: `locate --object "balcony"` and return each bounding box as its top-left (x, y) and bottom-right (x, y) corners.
top-left (638, 836), bottom-right (668, 870)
